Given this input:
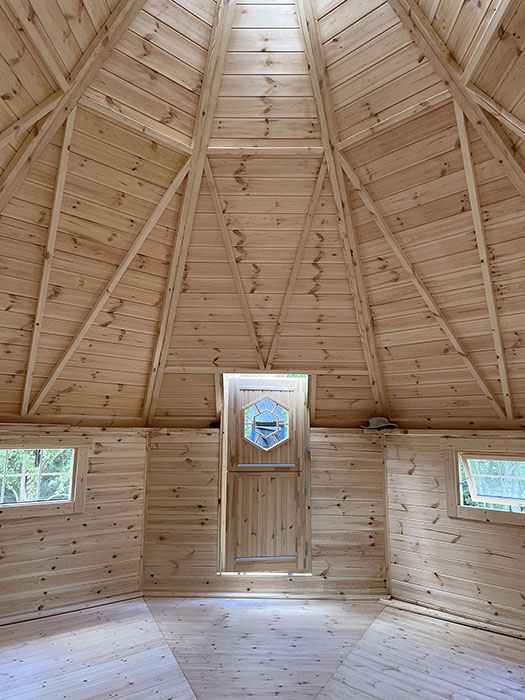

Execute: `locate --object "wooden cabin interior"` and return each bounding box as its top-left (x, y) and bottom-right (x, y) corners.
top-left (1, 0), bottom-right (525, 697)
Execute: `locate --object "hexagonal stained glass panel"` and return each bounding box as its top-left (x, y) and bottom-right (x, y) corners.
top-left (243, 397), bottom-right (289, 451)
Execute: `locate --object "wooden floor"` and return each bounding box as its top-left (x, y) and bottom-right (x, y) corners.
top-left (0, 599), bottom-right (196, 700)
top-left (319, 607), bottom-right (525, 700)
top-left (147, 597), bottom-right (382, 699)
top-left (1, 598), bottom-right (525, 699)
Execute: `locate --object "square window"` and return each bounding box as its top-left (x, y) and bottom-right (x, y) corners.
top-left (459, 453), bottom-right (525, 512)
top-left (0, 446), bottom-right (88, 520)
top-left (445, 450), bottom-right (525, 525)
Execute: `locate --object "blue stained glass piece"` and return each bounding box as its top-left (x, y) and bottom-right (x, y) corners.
top-left (256, 398), bottom-right (276, 413)
top-left (274, 405), bottom-right (286, 420)
top-left (274, 425), bottom-right (288, 442)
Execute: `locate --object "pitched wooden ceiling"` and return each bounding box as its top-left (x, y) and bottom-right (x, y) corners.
top-left (0, 0), bottom-right (524, 430)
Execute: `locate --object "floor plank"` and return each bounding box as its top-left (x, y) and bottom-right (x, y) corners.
top-left (0, 599), bottom-right (196, 700)
top-left (318, 608), bottom-right (525, 700)
top-left (146, 596), bottom-right (383, 699)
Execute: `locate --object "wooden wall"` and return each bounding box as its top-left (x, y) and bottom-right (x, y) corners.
top-left (144, 428), bottom-right (387, 598)
top-left (385, 432), bottom-right (525, 631)
top-left (0, 427), bottom-right (147, 620)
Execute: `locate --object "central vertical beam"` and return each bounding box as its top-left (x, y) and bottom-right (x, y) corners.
top-left (143, 0), bottom-right (237, 424)
top-left (295, 0), bottom-right (389, 416)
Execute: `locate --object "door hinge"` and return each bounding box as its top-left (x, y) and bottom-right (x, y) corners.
top-left (230, 454), bottom-right (235, 467)
top-left (304, 445), bottom-right (308, 459)
top-left (305, 542), bottom-right (309, 557)
top-left (304, 482), bottom-right (308, 495)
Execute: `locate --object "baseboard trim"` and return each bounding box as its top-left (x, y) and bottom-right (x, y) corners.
top-left (144, 591), bottom-right (387, 601)
top-left (0, 592), bottom-right (144, 627)
top-left (382, 597), bottom-right (525, 640)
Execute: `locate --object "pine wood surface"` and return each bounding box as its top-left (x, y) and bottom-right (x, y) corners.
top-left (0, 427), bottom-right (147, 619)
top-left (318, 606), bottom-right (525, 699)
top-left (147, 596), bottom-right (383, 699)
top-left (0, 0), bottom-right (524, 428)
top-left (0, 598), bottom-right (196, 700)
top-left (385, 433), bottom-right (525, 631)
top-left (143, 428), bottom-right (387, 596)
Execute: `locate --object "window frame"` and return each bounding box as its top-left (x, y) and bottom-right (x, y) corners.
top-left (0, 445), bottom-right (88, 520)
top-left (460, 452), bottom-right (525, 507)
top-left (444, 449), bottom-right (525, 526)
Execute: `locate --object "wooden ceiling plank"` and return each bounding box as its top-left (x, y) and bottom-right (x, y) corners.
top-left (204, 158), bottom-right (265, 370)
top-left (0, 0), bottom-right (146, 214)
top-left (0, 91), bottom-right (62, 151)
top-left (454, 102), bottom-right (513, 420)
top-left (468, 85), bottom-right (525, 141)
top-left (462, 0), bottom-right (515, 84)
top-left (142, 0), bottom-right (237, 425)
top-left (6, 0), bottom-right (69, 92)
top-left (338, 91), bottom-right (450, 151)
top-left (79, 95), bottom-right (193, 155)
top-left (388, 0), bottom-right (525, 200)
top-left (26, 156), bottom-right (192, 416)
top-left (21, 108), bottom-right (77, 416)
top-left (339, 151), bottom-right (508, 421)
top-left (295, 0), bottom-right (390, 417)
top-left (265, 160), bottom-right (327, 370)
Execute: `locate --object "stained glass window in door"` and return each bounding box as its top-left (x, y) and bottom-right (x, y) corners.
top-left (243, 397), bottom-right (289, 451)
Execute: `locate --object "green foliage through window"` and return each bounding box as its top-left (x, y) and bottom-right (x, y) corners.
top-left (459, 456), bottom-right (525, 513)
top-left (0, 448), bottom-right (75, 505)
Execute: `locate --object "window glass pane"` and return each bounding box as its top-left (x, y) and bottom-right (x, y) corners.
top-left (460, 455), bottom-right (525, 512)
top-left (0, 449), bottom-right (75, 505)
top-left (243, 398), bottom-right (289, 451)
top-left (467, 457), bottom-right (525, 501)
top-left (39, 474), bottom-right (71, 501)
top-left (4, 476), bottom-right (22, 504)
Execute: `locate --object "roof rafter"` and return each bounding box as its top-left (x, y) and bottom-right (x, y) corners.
top-left (468, 86), bottom-right (525, 142)
top-left (21, 108), bottom-right (77, 416)
top-left (0, 0), bottom-right (146, 214)
top-left (454, 102), bottom-right (513, 419)
top-left (5, 0), bottom-right (69, 91)
top-left (266, 160), bottom-right (327, 370)
top-left (0, 91), bottom-right (62, 152)
top-left (204, 157), bottom-right (265, 371)
top-left (462, 0), bottom-right (516, 84)
top-left (338, 151), bottom-right (508, 421)
top-left (142, 0), bottom-right (237, 425)
top-left (388, 0), bottom-right (525, 200)
top-left (296, 0), bottom-right (389, 417)
top-left (26, 156), bottom-right (192, 416)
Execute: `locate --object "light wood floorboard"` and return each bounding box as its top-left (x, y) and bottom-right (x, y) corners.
top-left (318, 608), bottom-right (525, 699)
top-left (0, 598), bottom-right (196, 700)
top-left (146, 596), bottom-right (383, 699)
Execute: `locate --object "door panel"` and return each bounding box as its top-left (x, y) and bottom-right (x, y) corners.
top-left (224, 376), bottom-right (310, 573)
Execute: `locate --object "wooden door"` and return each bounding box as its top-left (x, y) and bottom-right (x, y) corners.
top-left (224, 376), bottom-right (310, 573)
